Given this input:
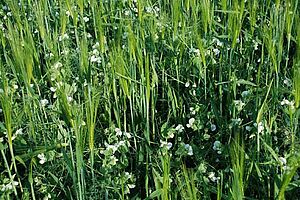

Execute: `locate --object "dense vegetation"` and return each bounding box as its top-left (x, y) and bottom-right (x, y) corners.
top-left (0, 0), bottom-right (300, 199)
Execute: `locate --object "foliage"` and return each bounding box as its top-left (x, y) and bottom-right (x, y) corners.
top-left (0, 0), bottom-right (300, 199)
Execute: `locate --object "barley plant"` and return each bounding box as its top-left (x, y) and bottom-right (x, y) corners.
top-left (0, 0), bottom-right (300, 199)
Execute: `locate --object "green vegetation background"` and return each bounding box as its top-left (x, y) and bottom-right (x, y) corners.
top-left (0, 0), bottom-right (300, 199)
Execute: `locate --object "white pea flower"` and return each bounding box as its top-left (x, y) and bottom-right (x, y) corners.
top-left (125, 172), bottom-right (132, 179)
top-left (249, 133), bottom-right (256, 139)
top-left (192, 90), bottom-right (196, 96)
top-left (11, 181), bottom-right (19, 188)
top-left (105, 143), bottom-right (118, 154)
top-left (283, 78), bottom-right (292, 87)
top-left (208, 172), bottom-right (220, 182)
top-left (81, 121), bottom-right (86, 126)
top-left (110, 155), bottom-right (118, 166)
top-left (53, 62), bottom-right (62, 69)
top-left (168, 132), bottom-right (174, 139)
top-left (281, 99), bottom-right (289, 105)
top-left (208, 172), bottom-right (215, 181)
top-left (83, 80), bottom-right (88, 87)
top-left (4, 131), bottom-right (16, 141)
top-left (58, 33), bottom-right (69, 41)
top-left (216, 40), bottom-right (223, 47)
top-left (43, 193), bottom-right (51, 200)
top-left (50, 87), bottom-right (56, 92)
top-left (213, 48), bottom-right (220, 56)
top-left (241, 90), bottom-right (250, 98)
top-left (15, 129), bottom-right (23, 136)
top-left (83, 16), bottom-right (89, 22)
top-left (231, 118), bottom-right (242, 126)
top-left (87, 33), bottom-right (92, 38)
top-left (37, 153), bottom-right (47, 164)
top-left (115, 128), bottom-right (122, 136)
top-left (186, 118), bottom-right (195, 128)
top-left (128, 184), bottom-right (136, 189)
top-left (67, 96), bottom-right (73, 102)
top-left (92, 42), bottom-right (100, 49)
top-left (205, 49), bottom-right (211, 56)
top-left (188, 148), bottom-right (193, 156)
top-left (92, 49), bottom-right (99, 55)
top-left (280, 99), bottom-right (294, 108)
top-left (160, 140), bottom-right (167, 147)
top-left (1, 180), bottom-right (18, 191)
top-left (40, 99), bottom-right (49, 107)
top-left (49, 52), bottom-right (54, 58)
top-left (124, 132), bottom-right (132, 138)
top-left (90, 55), bottom-right (101, 63)
top-left (184, 144), bottom-right (193, 156)
top-left (213, 140), bottom-right (222, 151)
top-left (60, 47), bottom-right (69, 55)
top-left (124, 10), bottom-right (130, 16)
top-left (160, 140), bottom-right (173, 150)
top-left (185, 82), bottom-right (190, 87)
top-left (255, 122), bottom-right (264, 134)
top-left (233, 100), bottom-right (245, 111)
top-left (253, 40), bottom-right (259, 50)
top-left (190, 107), bottom-right (196, 115)
top-left (211, 124), bottom-right (216, 132)
top-left (13, 84), bottom-right (19, 89)
top-left (190, 47), bottom-right (200, 56)
top-left (245, 126), bottom-right (252, 131)
top-left (166, 142), bottom-right (173, 150)
top-left (213, 38), bottom-right (223, 46)
top-left (34, 177), bottom-right (42, 185)
top-left (279, 157), bottom-right (288, 171)
top-left (175, 124), bottom-right (184, 133)
top-left (279, 157), bottom-right (286, 166)
top-left (257, 122), bottom-right (264, 133)
top-left (145, 6), bottom-right (152, 13)
top-left (194, 49), bottom-right (200, 56)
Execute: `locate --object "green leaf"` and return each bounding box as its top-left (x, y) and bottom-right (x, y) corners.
top-left (0, 122), bottom-right (5, 130)
top-left (145, 189), bottom-right (163, 200)
top-left (160, 122), bottom-right (168, 134)
top-left (0, 142), bottom-right (8, 151)
top-left (48, 171), bottom-right (67, 194)
top-left (237, 79), bottom-right (257, 87)
top-left (254, 162), bottom-right (262, 180)
top-left (15, 155), bottom-right (26, 168)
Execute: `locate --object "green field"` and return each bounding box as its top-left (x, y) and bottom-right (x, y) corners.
top-left (0, 0), bottom-right (300, 199)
